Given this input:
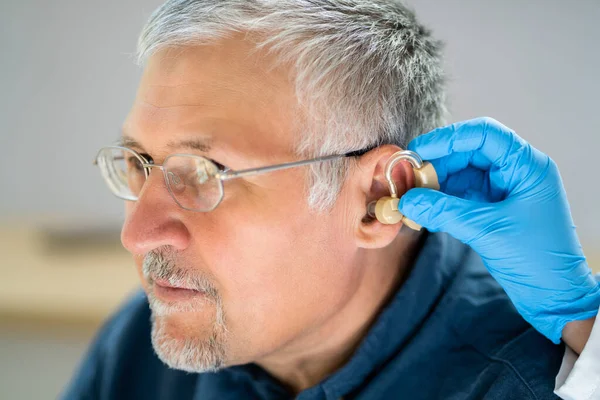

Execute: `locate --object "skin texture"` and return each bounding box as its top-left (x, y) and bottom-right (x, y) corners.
top-left (563, 317), bottom-right (595, 355)
top-left (120, 35), bottom-right (421, 394)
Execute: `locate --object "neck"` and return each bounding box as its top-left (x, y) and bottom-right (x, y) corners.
top-left (256, 230), bottom-right (424, 394)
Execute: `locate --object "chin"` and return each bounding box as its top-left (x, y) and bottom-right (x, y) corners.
top-left (148, 296), bottom-right (229, 373)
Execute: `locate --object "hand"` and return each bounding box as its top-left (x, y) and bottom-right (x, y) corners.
top-left (398, 117), bottom-right (600, 344)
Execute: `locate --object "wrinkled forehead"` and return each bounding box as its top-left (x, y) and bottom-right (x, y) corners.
top-left (123, 36), bottom-right (301, 162)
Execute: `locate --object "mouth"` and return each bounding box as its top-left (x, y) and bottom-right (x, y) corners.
top-left (151, 277), bottom-right (207, 303)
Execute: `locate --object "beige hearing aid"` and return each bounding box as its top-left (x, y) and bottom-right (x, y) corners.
top-left (367, 150), bottom-right (439, 231)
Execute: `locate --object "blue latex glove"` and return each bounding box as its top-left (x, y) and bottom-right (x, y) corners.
top-left (398, 117), bottom-right (600, 344)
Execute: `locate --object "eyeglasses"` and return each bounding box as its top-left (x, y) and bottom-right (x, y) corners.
top-left (93, 146), bottom-right (372, 212)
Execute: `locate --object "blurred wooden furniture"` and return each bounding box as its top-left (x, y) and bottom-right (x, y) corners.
top-left (0, 225), bottom-right (138, 331)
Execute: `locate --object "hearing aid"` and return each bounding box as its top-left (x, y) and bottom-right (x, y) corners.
top-left (366, 150), bottom-right (439, 231)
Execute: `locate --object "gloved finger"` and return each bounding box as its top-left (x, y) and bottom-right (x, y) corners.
top-left (398, 187), bottom-right (494, 244)
top-left (409, 117), bottom-right (548, 195)
top-left (427, 153), bottom-right (469, 183)
top-left (407, 117), bottom-right (523, 170)
top-left (430, 155), bottom-right (507, 201)
top-left (426, 145), bottom-right (494, 181)
top-left (443, 166), bottom-right (504, 203)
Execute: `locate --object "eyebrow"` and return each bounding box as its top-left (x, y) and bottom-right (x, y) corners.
top-left (118, 134), bottom-right (212, 153)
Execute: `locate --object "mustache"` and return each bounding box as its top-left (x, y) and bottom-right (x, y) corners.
top-left (142, 248), bottom-right (219, 300)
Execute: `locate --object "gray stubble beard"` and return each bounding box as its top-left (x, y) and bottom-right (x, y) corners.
top-left (143, 248), bottom-right (229, 373)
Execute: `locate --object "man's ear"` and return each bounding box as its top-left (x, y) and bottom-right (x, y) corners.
top-left (353, 145), bottom-right (415, 249)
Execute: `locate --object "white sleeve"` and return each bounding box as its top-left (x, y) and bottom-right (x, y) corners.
top-left (555, 307), bottom-right (600, 400)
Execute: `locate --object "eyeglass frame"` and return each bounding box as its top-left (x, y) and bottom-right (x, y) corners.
top-left (93, 145), bottom-right (374, 212)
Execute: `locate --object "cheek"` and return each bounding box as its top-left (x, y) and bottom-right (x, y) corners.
top-left (191, 177), bottom-right (359, 347)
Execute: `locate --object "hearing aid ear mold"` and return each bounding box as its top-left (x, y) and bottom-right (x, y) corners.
top-left (367, 150), bottom-right (439, 231)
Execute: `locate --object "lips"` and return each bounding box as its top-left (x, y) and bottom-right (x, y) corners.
top-left (152, 278), bottom-right (206, 302)
top-left (153, 277), bottom-right (197, 291)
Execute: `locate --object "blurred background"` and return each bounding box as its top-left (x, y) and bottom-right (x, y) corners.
top-left (1, 0), bottom-right (598, 398)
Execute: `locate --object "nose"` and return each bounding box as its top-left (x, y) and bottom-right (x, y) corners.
top-left (121, 169), bottom-right (191, 255)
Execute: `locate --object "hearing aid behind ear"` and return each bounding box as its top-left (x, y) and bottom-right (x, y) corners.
top-left (367, 150), bottom-right (439, 231)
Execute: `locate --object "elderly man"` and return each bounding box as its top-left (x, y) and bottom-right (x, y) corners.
top-left (64, 1), bottom-right (600, 399)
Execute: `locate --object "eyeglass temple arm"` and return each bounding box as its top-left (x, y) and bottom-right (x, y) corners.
top-left (216, 148), bottom-right (373, 181)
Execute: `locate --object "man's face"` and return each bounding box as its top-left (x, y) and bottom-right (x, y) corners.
top-left (120, 38), bottom-right (365, 371)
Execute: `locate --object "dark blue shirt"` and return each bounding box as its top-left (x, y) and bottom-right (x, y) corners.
top-left (63, 232), bottom-right (564, 399)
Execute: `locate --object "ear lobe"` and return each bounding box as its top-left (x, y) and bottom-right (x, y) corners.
top-left (354, 145), bottom-right (416, 249)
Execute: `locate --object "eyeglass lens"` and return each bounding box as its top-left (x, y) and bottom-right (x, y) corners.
top-left (96, 147), bottom-right (224, 211)
top-left (163, 154), bottom-right (223, 211)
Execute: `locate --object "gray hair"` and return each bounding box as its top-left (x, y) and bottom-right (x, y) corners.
top-left (136, 0), bottom-right (447, 210)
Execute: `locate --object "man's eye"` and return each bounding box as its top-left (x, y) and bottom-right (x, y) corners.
top-left (126, 156), bottom-right (144, 171)
top-left (210, 159), bottom-right (227, 171)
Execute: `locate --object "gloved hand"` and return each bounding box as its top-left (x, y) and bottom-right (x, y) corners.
top-left (398, 117), bottom-right (600, 344)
